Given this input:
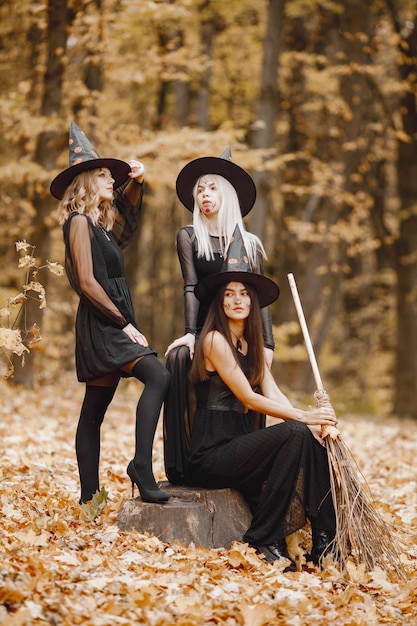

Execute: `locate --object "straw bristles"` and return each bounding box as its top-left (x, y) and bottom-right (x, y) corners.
top-left (315, 389), bottom-right (405, 578)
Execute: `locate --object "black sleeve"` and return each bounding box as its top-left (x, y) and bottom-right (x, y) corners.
top-left (176, 227), bottom-right (199, 335)
top-left (112, 179), bottom-right (144, 250)
top-left (253, 248), bottom-right (275, 351)
top-left (65, 214), bottom-right (128, 328)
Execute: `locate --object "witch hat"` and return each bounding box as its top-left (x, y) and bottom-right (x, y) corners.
top-left (50, 122), bottom-right (131, 200)
top-left (194, 225), bottom-right (279, 308)
top-left (175, 147), bottom-right (256, 216)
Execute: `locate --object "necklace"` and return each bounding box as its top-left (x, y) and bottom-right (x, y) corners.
top-left (100, 225), bottom-right (111, 241)
top-left (231, 331), bottom-right (244, 353)
top-left (209, 233), bottom-right (224, 255)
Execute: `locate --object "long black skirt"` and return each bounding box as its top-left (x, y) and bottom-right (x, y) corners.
top-left (188, 417), bottom-right (335, 545)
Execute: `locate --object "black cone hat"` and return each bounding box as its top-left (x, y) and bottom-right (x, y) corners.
top-left (194, 225), bottom-right (279, 308)
top-left (50, 122), bottom-right (131, 200)
top-left (175, 147), bottom-right (256, 216)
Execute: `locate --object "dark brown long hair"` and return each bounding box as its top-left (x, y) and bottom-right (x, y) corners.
top-left (190, 282), bottom-right (265, 387)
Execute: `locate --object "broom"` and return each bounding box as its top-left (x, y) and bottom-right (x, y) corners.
top-left (287, 273), bottom-right (404, 577)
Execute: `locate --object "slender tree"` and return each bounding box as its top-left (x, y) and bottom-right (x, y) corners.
top-left (386, 1), bottom-right (417, 417)
top-left (11, 0), bottom-right (71, 386)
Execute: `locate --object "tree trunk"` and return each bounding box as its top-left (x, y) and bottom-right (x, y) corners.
top-left (11, 0), bottom-right (69, 387)
top-left (195, 1), bottom-right (216, 130)
top-left (247, 0), bottom-right (285, 241)
top-left (389, 10), bottom-right (417, 418)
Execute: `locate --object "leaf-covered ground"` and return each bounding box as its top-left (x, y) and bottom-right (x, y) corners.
top-left (1, 374), bottom-right (416, 625)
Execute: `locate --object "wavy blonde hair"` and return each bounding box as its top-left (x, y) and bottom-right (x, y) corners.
top-left (57, 168), bottom-right (116, 230)
top-left (192, 174), bottom-right (266, 267)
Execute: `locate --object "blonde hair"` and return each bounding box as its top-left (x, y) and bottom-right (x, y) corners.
top-left (57, 169), bottom-right (116, 230)
top-left (192, 174), bottom-right (266, 267)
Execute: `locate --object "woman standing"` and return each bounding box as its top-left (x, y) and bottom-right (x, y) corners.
top-left (164, 149), bottom-right (274, 484)
top-left (188, 226), bottom-right (337, 570)
top-left (51, 122), bottom-right (170, 505)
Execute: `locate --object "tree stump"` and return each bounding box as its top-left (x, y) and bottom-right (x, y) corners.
top-left (116, 481), bottom-right (252, 549)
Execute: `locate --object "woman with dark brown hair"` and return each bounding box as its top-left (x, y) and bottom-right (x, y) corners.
top-left (187, 226), bottom-right (337, 570)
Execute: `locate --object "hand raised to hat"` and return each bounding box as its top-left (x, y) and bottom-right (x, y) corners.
top-left (128, 160), bottom-right (145, 183)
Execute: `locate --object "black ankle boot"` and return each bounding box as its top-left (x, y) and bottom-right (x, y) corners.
top-left (309, 528), bottom-right (336, 564)
top-left (252, 539), bottom-right (297, 572)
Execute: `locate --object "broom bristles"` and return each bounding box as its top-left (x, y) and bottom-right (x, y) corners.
top-left (315, 389), bottom-right (405, 577)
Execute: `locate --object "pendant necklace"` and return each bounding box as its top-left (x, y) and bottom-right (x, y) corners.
top-left (100, 225), bottom-right (111, 241)
top-left (210, 233), bottom-right (223, 255)
top-left (231, 331), bottom-right (244, 353)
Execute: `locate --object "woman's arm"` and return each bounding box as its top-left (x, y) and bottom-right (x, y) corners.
top-left (165, 227), bottom-right (199, 358)
top-left (205, 331), bottom-right (337, 427)
top-left (112, 160), bottom-right (145, 249)
top-left (253, 246), bottom-right (275, 353)
top-left (176, 226), bottom-right (200, 335)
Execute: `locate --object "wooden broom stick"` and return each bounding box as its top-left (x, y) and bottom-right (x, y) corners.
top-left (287, 272), bottom-right (405, 576)
top-left (287, 273), bottom-right (324, 391)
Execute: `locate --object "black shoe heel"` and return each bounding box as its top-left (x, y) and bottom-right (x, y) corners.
top-left (127, 460), bottom-right (170, 503)
top-left (309, 528), bottom-right (336, 565)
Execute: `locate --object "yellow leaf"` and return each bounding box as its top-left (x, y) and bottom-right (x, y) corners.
top-left (240, 602), bottom-right (277, 626)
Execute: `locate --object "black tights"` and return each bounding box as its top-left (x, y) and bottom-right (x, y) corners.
top-left (76, 355), bottom-right (170, 503)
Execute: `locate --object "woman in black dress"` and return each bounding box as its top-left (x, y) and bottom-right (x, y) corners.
top-left (164, 149), bottom-right (274, 484)
top-left (188, 226), bottom-right (337, 570)
top-left (51, 122), bottom-right (170, 505)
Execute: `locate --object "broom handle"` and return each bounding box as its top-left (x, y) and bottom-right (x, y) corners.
top-left (287, 273), bottom-right (324, 391)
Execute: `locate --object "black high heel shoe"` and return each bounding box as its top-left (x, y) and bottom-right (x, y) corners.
top-left (127, 460), bottom-right (170, 503)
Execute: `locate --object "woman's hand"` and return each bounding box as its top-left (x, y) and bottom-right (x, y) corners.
top-left (165, 333), bottom-right (196, 359)
top-left (128, 160), bottom-right (145, 183)
top-left (298, 405), bottom-right (337, 428)
top-left (123, 323), bottom-right (149, 347)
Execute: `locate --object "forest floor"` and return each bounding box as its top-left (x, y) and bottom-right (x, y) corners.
top-left (0, 372), bottom-right (416, 625)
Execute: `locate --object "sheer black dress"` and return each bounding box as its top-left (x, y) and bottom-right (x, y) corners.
top-left (188, 351), bottom-right (336, 545)
top-left (63, 180), bottom-right (156, 382)
top-left (163, 226), bottom-right (275, 484)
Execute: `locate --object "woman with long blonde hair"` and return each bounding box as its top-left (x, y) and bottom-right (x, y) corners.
top-left (164, 148), bottom-right (274, 485)
top-left (51, 122), bottom-right (170, 506)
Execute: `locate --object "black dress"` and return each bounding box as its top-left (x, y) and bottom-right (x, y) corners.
top-left (163, 226), bottom-right (275, 484)
top-left (63, 181), bottom-right (156, 382)
top-left (188, 352), bottom-right (336, 545)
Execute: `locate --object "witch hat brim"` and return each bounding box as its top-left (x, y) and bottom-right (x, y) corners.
top-left (176, 152), bottom-right (256, 217)
top-left (50, 122), bottom-right (131, 200)
top-left (194, 225), bottom-right (279, 308)
top-left (50, 158), bottom-right (131, 200)
top-left (195, 270), bottom-right (279, 308)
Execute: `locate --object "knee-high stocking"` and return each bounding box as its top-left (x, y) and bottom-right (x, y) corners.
top-left (76, 385), bottom-right (116, 503)
top-left (127, 356), bottom-right (171, 502)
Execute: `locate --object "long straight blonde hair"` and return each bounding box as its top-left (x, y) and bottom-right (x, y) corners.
top-left (192, 174), bottom-right (266, 267)
top-left (57, 169), bottom-right (116, 230)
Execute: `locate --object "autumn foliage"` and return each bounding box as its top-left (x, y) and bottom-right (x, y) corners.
top-left (0, 376), bottom-right (416, 625)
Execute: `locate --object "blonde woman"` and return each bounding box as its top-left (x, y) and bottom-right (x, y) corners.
top-left (164, 149), bottom-right (274, 484)
top-left (51, 122), bottom-right (170, 505)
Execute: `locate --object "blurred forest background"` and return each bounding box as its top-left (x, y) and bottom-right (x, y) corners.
top-left (0, 0), bottom-right (416, 418)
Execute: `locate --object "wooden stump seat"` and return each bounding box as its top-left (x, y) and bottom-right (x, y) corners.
top-left (116, 481), bottom-right (252, 548)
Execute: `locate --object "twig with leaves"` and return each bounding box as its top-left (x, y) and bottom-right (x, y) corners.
top-left (0, 240), bottom-right (64, 378)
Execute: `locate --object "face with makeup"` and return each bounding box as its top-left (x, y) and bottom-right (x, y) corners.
top-left (196, 176), bottom-right (221, 217)
top-left (223, 282), bottom-right (251, 320)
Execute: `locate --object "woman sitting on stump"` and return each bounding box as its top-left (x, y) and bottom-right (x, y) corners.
top-left (187, 226), bottom-right (337, 570)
